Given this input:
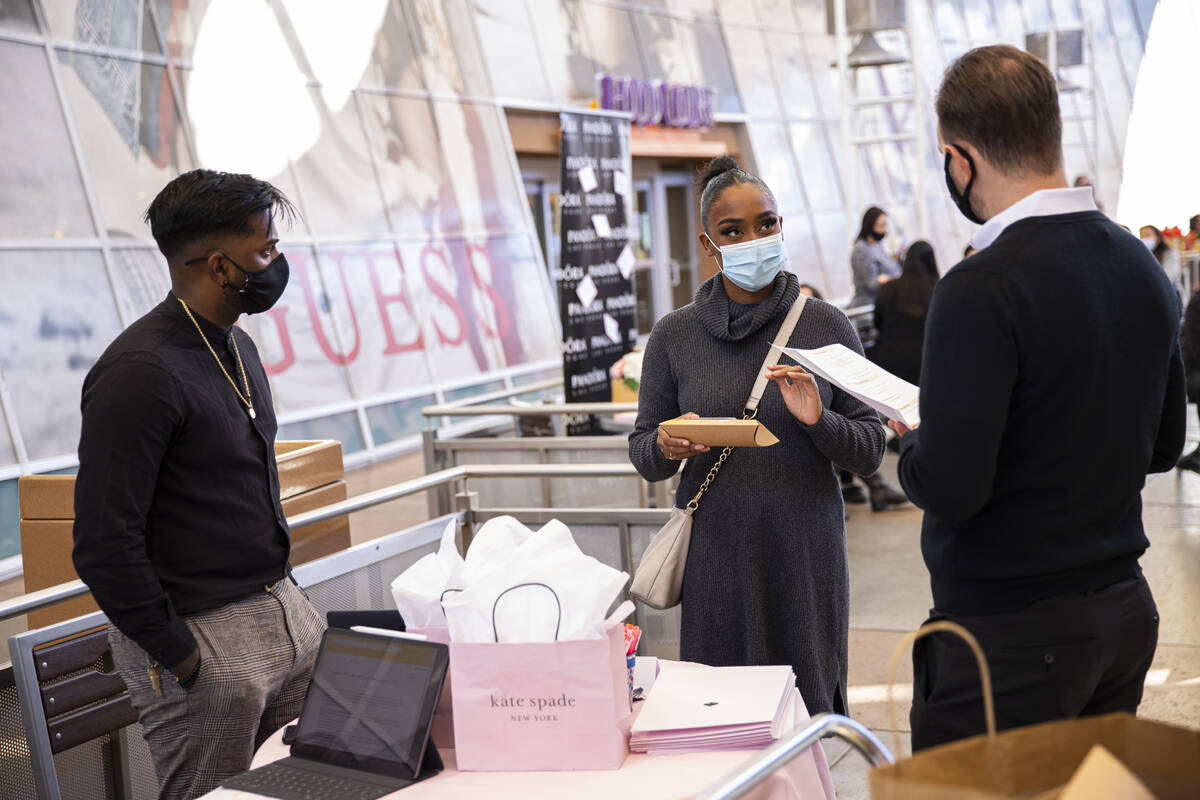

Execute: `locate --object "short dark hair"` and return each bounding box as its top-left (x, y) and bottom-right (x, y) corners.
top-left (1190, 214), bottom-right (1200, 233)
top-left (936, 45), bottom-right (1063, 175)
top-left (144, 169), bottom-right (296, 260)
top-left (856, 206), bottom-right (886, 243)
top-left (696, 156), bottom-right (776, 233)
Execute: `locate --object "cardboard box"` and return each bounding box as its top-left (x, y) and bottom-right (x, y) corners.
top-left (658, 417), bottom-right (779, 447)
top-left (19, 441), bottom-right (349, 627)
top-left (281, 480), bottom-right (351, 566)
top-left (276, 440), bottom-right (344, 500)
top-left (20, 520), bottom-right (99, 629)
top-left (18, 475), bottom-right (76, 520)
top-left (611, 378), bottom-right (638, 404)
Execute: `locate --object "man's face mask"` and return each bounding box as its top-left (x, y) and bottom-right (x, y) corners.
top-left (705, 232), bottom-right (788, 292)
top-left (944, 144), bottom-right (985, 225)
top-left (221, 253), bottom-right (290, 314)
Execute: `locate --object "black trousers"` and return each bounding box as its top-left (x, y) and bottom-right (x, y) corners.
top-left (910, 573), bottom-right (1159, 751)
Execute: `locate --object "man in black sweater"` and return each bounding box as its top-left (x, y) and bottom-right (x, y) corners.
top-left (892, 46), bottom-right (1185, 749)
top-left (73, 170), bottom-right (325, 798)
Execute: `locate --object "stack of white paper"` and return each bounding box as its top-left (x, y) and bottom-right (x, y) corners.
top-left (630, 665), bottom-right (800, 755)
top-left (772, 343), bottom-right (920, 427)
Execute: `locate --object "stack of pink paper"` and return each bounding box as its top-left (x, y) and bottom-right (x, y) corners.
top-left (630, 664), bottom-right (801, 755)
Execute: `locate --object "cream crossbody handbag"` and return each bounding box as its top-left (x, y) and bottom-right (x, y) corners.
top-left (629, 294), bottom-right (807, 610)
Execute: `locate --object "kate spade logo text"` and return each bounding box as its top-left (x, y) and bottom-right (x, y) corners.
top-left (491, 693), bottom-right (577, 723)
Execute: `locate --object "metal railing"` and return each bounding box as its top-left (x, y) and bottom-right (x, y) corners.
top-left (0, 463), bottom-right (649, 624)
top-left (696, 714), bottom-right (894, 799)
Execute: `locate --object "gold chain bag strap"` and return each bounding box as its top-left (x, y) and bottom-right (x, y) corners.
top-left (629, 294), bottom-right (807, 610)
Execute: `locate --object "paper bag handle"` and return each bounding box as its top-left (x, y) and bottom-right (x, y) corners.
top-left (492, 582), bottom-right (562, 643)
top-left (885, 620), bottom-right (996, 758)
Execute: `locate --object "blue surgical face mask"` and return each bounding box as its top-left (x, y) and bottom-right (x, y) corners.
top-left (705, 232), bottom-right (787, 292)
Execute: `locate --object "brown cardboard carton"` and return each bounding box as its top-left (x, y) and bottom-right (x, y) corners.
top-left (658, 417), bottom-right (779, 447)
top-left (20, 520), bottom-right (98, 628)
top-left (281, 480), bottom-right (351, 565)
top-left (18, 475), bottom-right (76, 520)
top-left (275, 440), bottom-right (344, 500)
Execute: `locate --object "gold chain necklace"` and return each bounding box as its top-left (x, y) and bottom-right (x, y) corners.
top-left (177, 297), bottom-right (256, 420)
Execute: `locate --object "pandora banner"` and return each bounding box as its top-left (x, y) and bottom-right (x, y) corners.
top-left (558, 111), bottom-right (637, 435)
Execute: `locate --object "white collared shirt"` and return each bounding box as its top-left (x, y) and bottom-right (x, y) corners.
top-left (969, 187), bottom-right (1098, 251)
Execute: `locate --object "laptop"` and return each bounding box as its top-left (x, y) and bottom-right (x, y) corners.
top-left (219, 627), bottom-right (449, 800)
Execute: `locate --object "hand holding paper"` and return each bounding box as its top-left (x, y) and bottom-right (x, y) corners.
top-left (764, 364), bottom-right (823, 426)
top-left (773, 343), bottom-right (920, 427)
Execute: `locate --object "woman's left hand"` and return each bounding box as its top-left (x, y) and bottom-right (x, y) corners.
top-left (766, 364), bottom-right (823, 426)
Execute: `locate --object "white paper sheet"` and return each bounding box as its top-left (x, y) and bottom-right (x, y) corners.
top-left (591, 213), bottom-right (613, 238)
top-left (613, 169), bottom-right (630, 197)
top-left (575, 274), bottom-right (599, 307)
top-left (603, 313), bottom-right (622, 344)
top-left (772, 343), bottom-right (920, 427)
top-left (616, 243), bottom-right (636, 280)
top-left (578, 164), bottom-right (599, 193)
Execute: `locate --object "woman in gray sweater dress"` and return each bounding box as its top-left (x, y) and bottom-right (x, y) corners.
top-left (628, 157), bottom-right (885, 715)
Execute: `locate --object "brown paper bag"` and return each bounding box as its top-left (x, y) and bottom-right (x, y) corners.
top-left (869, 623), bottom-right (1200, 799)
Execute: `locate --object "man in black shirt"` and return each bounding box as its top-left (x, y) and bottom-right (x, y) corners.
top-left (72, 170), bottom-right (325, 799)
top-left (892, 47), bottom-right (1184, 749)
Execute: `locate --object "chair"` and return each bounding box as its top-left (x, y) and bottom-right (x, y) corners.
top-left (9, 611), bottom-right (138, 800)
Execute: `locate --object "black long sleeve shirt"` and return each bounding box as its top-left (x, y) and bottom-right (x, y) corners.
top-left (898, 211), bottom-right (1186, 616)
top-left (73, 293), bottom-right (290, 668)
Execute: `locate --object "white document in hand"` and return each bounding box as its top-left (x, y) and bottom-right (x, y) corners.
top-left (772, 343), bottom-right (920, 427)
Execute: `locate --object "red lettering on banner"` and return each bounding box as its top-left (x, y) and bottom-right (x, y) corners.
top-left (259, 305), bottom-right (296, 375)
top-left (366, 250), bottom-right (425, 356)
top-left (421, 244), bottom-right (466, 346)
top-left (466, 243), bottom-right (511, 340)
top-left (296, 251), bottom-right (362, 365)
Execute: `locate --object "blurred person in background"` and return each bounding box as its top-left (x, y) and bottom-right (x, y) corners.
top-left (1178, 287), bottom-right (1200, 473)
top-left (1186, 214), bottom-right (1200, 250)
top-left (1140, 225), bottom-right (1184, 310)
top-left (850, 206), bottom-right (901, 308)
top-left (870, 240), bottom-right (940, 386)
top-left (799, 283), bottom-right (823, 299)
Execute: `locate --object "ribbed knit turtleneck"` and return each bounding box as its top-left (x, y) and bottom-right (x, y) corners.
top-left (693, 272), bottom-right (800, 342)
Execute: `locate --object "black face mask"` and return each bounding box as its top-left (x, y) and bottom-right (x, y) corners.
top-left (944, 144), bottom-right (985, 225)
top-left (869, 230), bottom-right (886, 243)
top-left (222, 253), bottom-right (290, 314)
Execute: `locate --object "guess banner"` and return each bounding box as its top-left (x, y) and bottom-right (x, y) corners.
top-left (558, 111), bottom-right (637, 435)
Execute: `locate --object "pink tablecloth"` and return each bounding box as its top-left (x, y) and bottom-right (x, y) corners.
top-left (242, 715), bottom-right (835, 800)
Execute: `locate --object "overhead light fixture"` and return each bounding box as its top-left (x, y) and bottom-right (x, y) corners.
top-left (830, 31), bottom-right (907, 69)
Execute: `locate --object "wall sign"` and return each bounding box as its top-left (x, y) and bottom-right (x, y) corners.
top-left (597, 73), bottom-right (716, 130)
top-left (558, 111), bottom-right (637, 435)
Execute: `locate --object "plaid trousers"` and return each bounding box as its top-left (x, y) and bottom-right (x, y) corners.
top-left (109, 577), bottom-right (325, 800)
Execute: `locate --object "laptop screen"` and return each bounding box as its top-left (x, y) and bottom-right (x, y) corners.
top-left (292, 628), bottom-right (448, 779)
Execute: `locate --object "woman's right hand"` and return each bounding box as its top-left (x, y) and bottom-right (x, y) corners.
top-left (658, 412), bottom-right (710, 460)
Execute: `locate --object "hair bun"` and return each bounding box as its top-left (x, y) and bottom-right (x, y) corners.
top-left (698, 155), bottom-right (741, 192)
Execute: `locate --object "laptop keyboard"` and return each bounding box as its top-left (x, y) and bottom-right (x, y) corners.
top-left (221, 761), bottom-right (397, 800)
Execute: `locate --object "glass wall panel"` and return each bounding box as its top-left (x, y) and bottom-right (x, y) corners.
top-left (790, 122), bottom-right (842, 211)
top-left (43, 0), bottom-right (164, 55)
top-left (634, 10), bottom-right (693, 85)
top-left (359, 0), bottom-right (424, 93)
top-left (0, 41), bottom-right (94, 238)
top-left (436, 100), bottom-right (527, 235)
top-left (287, 89), bottom-right (390, 240)
top-left (358, 92), bottom-right (461, 238)
top-left (408, 0), bottom-right (490, 96)
top-left (683, 18), bottom-right (742, 113)
top-left (311, 242), bottom-right (438, 398)
top-left (0, 0), bottom-right (37, 33)
top-left (746, 122), bottom-right (806, 214)
top-left (0, 404), bottom-right (16, 467)
top-left (108, 246), bottom-right (172, 323)
top-left (278, 411), bottom-right (366, 453)
top-left (237, 245), bottom-right (356, 416)
top-left (722, 23), bottom-right (780, 116)
top-left (0, 479), bottom-right (18, 560)
top-left (527, 0), bottom-right (597, 104)
top-left (0, 250), bottom-right (123, 461)
top-left (580, 3), bottom-right (645, 78)
top-left (479, 233), bottom-right (561, 366)
top-left (766, 31), bottom-right (821, 119)
top-left (57, 55), bottom-right (194, 239)
top-left (472, 0), bottom-right (548, 102)
top-left (366, 394), bottom-right (436, 444)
